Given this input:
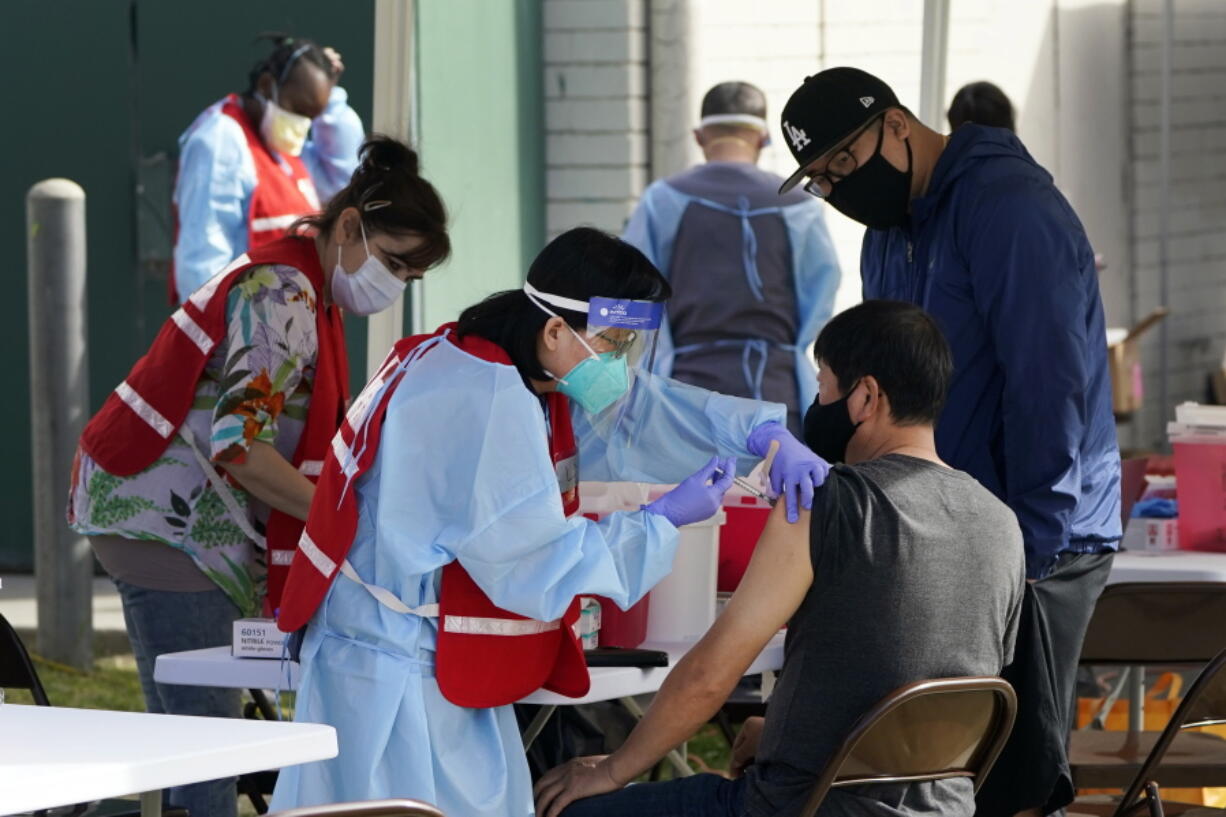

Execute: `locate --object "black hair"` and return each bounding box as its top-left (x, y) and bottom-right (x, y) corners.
top-left (947, 81), bottom-right (1016, 132)
top-left (292, 135), bottom-right (450, 271)
top-left (456, 227), bottom-right (672, 382)
top-left (813, 300), bottom-right (953, 426)
top-left (245, 33), bottom-right (335, 96)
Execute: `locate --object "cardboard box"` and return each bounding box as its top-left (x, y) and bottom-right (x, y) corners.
top-left (1108, 308), bottom-right (1168, 417)
top-left (232, 617), bottom-right (288, 659)
top-left (572, 597), bottom-right (602, 650)
top-left (1122, 517), bottom-right (1179, 552)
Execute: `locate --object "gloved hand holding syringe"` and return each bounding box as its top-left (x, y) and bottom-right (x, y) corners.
top-left (727, 473), bottom-right (771, 502)
top-left (718, 438), bottom-right (780, 503)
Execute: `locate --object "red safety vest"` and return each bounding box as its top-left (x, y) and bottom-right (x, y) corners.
top-left (277, 326), bottom-right (591, 708)
top-left (81, 235), bottom-right (350, 610)
top-left (168, 94), bottom-right (321, 304)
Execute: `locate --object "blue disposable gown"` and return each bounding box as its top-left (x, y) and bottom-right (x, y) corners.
top-left (172, 87), bottom-right (364, 300)
top-left (622, 164), bottom-right (840, 413)
top-left (269, 338), bottom-right (783, 816)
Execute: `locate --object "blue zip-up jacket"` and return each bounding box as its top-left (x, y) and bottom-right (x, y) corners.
top-left (862, 124), bottom-right (1121, 579)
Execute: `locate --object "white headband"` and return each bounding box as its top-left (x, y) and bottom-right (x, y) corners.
top-left (698, 113), bottom-right (769, 132)
top-left (523, 282), bottom-right (589, 315)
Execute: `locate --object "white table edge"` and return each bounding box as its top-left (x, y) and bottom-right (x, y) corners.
top-left (0, 705), bottom-right (337, 815)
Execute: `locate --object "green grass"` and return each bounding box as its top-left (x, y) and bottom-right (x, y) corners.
top-left (5, 653), bottom-right (146, 710)
top-left (687, 723), bottom-right (734, 774)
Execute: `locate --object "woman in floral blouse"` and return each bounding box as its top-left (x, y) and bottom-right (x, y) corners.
top-left (68, 136), bottom-right (449, 817)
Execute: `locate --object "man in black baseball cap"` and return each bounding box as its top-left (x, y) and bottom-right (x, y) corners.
top-left (778, 67), bottom-right (1122, 817)
top-left (776, 67), bottom-right (949, 230)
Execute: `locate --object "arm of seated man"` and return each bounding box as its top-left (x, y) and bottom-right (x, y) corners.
top-left (534, 501), bottom-right (816, 817)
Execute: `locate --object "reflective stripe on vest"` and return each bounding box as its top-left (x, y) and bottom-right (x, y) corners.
top-left (445, 616), bottom-right (561, 636)
top-left (336, 558), bottom-right (564, 637)
top-left (115, 301), bottom-right (220, 437)
top-left (115, 380), bottom-right (175, 438)
top-left (298, 531), bottom-right (338, 579)
top-left (250, 214), bottom-right (303, 234)
top-left (170, 309), bottom-right (214, 355)
top-left (298, 460), bottom-right (325, 477)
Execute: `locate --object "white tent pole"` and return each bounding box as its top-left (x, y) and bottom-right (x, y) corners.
top-left (919, 0), bottom-right (951, 130)
top-left (1158, 0), bottom-right (1173, 430)
top-left (367, 0), bottom-right (417, 376)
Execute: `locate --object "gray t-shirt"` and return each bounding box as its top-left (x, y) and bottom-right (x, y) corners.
top-left (743, 455), bottom-right (1025, 817)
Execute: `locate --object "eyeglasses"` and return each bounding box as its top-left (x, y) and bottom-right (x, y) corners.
top-left (802, 115), bottom-right (884, 199)
top-left (591, 329), bottom-right (638, 358)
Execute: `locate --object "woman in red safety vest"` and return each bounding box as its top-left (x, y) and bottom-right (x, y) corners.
top-left (66, 136), bottom-right (448, 817)
top-left (268, 227), bottom-right (827, 816)
top-left (170, 33), bottom-right (366, 304)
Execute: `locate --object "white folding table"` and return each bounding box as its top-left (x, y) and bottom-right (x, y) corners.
top-left (1107, 550), bottom-right (1226, 584)
top-left (1100, 549), bottom-right (1226, 727)
top-left (154, 633), bottom-right (784, 777)
top-left (0, 703), bottom-right (336, 817)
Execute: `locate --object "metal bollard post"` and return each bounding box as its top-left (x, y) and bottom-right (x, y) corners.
top-left (27, 178), bottom-right (92, 670)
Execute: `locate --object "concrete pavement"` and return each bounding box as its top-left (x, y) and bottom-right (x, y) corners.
top-left (0, 574), bottom-right (130, 655)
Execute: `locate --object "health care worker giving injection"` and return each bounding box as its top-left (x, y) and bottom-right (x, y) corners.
top-left (269, 228), bottom-right (829, 816)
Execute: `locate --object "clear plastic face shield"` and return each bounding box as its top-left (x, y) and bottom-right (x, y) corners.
top-left (523, 283), bottom-right (664, 440)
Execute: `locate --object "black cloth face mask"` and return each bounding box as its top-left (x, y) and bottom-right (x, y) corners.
top-left (825, 123), bottom-right (913, 230)
top-left (803, 384), bottom-right (863, 464)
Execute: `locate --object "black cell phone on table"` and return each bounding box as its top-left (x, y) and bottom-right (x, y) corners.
top-left (583, 647), bottom-right (670, 667)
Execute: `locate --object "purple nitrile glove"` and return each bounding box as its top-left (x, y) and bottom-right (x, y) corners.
top-left (747, 422), bottom-right (831, 524)
top-left (645, 456), bottom-right (737, 528)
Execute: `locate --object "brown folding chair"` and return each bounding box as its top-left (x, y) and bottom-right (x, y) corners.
top-left (1070, 648), bottom-right (1226, 817)
top-left (1071, 583), bottom-right (1226, 791)
top-left (266, 800), bottom-right (446, 817)
top-left (796, 677), bottom-right (1017, 817)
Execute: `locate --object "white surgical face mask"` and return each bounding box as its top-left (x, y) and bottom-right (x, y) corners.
top-left (258, 88), bottom-right (312, 157)
top-left (331, 221), bottom-right (406, 316)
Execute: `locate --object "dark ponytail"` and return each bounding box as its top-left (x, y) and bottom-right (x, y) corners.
top-left (245, 32), bottom-right (335, 96)
top-left (293, 135), bottom-right (450, 272)
top-left (457, 227), bottom-right (670, 381)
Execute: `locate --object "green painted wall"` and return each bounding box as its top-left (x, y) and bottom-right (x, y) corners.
top-left (2, 0), bottom-right (374, 569)
top-left (415, 0), bottom-right (545, 330)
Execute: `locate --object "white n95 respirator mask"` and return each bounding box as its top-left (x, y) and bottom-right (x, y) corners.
top-left (332, 221), bottom-right (406, 316)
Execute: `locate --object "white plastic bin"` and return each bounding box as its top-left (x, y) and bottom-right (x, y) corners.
top-left (645, 510), bottom-right (726, 643)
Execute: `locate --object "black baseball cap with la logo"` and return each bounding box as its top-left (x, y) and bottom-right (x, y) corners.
top-left (778, 67), bottom-right (901, 193)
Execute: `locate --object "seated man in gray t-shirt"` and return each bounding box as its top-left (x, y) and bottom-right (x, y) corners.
top-left (537, 300), bottom-right (1026, 817)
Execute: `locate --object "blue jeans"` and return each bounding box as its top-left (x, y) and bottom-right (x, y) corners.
top-left (561, 774), bottom-right (747, 817)
top-left (115, 579), bottom-right (242, 817)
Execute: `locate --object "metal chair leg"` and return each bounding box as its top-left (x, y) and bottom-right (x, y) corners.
top-left (1144, 782), bottom-right (1165, 817)
top-left (238, 773), bottom-right (269, 814)
top-left (248, 688), bottom-right (280, 721)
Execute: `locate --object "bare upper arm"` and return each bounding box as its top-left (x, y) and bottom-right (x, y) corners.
top-left (722, 502), bottom-right (814, 639)
top-left (685, 502), bottom-right (815, 682)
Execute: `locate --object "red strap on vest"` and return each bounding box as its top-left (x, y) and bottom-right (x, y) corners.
top-left (265, 289), bottom-right (347, 613)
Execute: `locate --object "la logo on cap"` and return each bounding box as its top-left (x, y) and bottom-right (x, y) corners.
top-left (860, 96), bottom-right (875, 108)
top-left (784, 121), bottom-right (811, 152)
